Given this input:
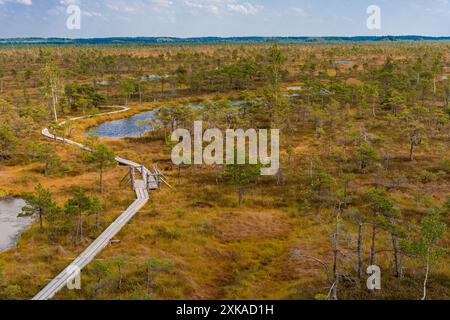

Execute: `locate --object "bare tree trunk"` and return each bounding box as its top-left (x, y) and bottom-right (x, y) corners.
top-left (100, 166), bottom-right (104, 193)
top-left (238, 186), bottom-right (244, 205)
top-left (74, 219), bottom-right (80, 245)
top-left (147, 265), bottom-right (153, 295)
top-left (39, 209), bottom-right (43, 233)
top-left (276, 169), bottom-right (284, 185)
top-left (79, 214), bottom-right (84, 243)
top-left (51, 86), bottom-right (58, 122)
top-left (392, 234), bottom-right (400, 278)
top-left (370, 225), bottom-right (377, 266)
top-left (357, 223), bottom-right (363, 278)
top-left (331, 254), bottom-right (338, 300)
top-left (422, 249), bottom-right (430, 301)
top-left (409, 142), bottom-right (415, 161)
top-left (96, 210), bottom-right (100, 229)
top-left (331, 209), bottom-right (340, 300)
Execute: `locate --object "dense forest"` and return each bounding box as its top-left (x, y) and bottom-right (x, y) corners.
top-left (0, 42), bottom-right (448, 300)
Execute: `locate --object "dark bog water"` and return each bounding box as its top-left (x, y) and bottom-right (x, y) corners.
top-left (90, 103), bottom-right (211, 138)
top-left (91, 109), bottom-right (159, 138)
top-left (0, 198), bottom-right (33, 252)
top-left (336, 60), bottom-right (354, 65)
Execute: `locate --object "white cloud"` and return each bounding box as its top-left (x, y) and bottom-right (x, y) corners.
top-left (107, 1), bottom-right (138, 13)
top-left (184, 0), bottom-right (220, 15)
top-left (227, 2), bottom-right (261, 15)
top-left (106, 0), bottom-right (174, 14)
top-left (150, 0), bottom-right (173, 8)
top-left (59, 0), bottom-right (80, 5)
top-left (102, 0), bottom-right (176, 24)
top-left (0, 0), bottom-right (32, 5)
top-left (83, 10), bottom-right (104, 18)
top-left (293, 7), bottom-right (307, 17)
top-left (184, 0), bottom-right (262, 16)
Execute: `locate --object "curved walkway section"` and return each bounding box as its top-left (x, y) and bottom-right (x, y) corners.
top-left (33, 107), bottom-right (157, 300)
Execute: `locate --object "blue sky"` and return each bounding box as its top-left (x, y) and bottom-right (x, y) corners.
top-left (0, 0), bottom-right (449, 38)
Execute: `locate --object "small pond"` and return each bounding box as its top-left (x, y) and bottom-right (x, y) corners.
top-left (336, 60), bottom-right (354, 65)
top-left (286, 86), bottom-right (303, 91)
top-left (91, 109), bottom-right (160, 138)
top-left (0, 198), bottom-right (33, 252)
top-left (90, 102), bottom-right (236, 138)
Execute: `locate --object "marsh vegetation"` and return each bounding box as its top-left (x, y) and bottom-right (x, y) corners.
top-left (0, 42), bottom-right (448, 300)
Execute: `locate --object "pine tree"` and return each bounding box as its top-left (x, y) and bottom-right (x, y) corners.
top-left (84, 142), bottom-right (116, 193)
top-left (21, 184), bottom-right (58, 233)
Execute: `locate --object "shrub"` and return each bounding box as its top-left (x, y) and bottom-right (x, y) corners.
top-left (155, 226), bottom-right (181, 240)
top-left (416, 170), bottom-right (438, 183)
top-left (439, 159), bottom-right (450, 174)
top-left (2, 285), bottom-right (22, 300)
top-left (199, 219), bottom-right (216, 236)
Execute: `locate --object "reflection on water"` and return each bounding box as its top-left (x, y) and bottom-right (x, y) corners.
top-left (91, 109), bottom-right (159, 138)
top-left (91, 103), bottom-right (205, 138)
top-left (91, 104), bottom-right (206, 138)
top-left (0, 198), bottom-right (33, 252)
top-left (90, 100), bottom-right (285, 138)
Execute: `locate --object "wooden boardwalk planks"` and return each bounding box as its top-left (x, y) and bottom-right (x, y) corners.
top-left (33, 107), bottom-right (157, 300)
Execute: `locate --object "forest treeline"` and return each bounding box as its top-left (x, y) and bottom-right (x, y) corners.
top-left (2, 36), bottom-right (450, 46)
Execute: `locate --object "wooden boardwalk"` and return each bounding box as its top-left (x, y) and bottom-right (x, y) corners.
top-left (33, 107), bottom-right (158, 300)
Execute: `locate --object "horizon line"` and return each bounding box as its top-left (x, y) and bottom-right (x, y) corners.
top-left (2, 35), bottom-right (450, 39)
